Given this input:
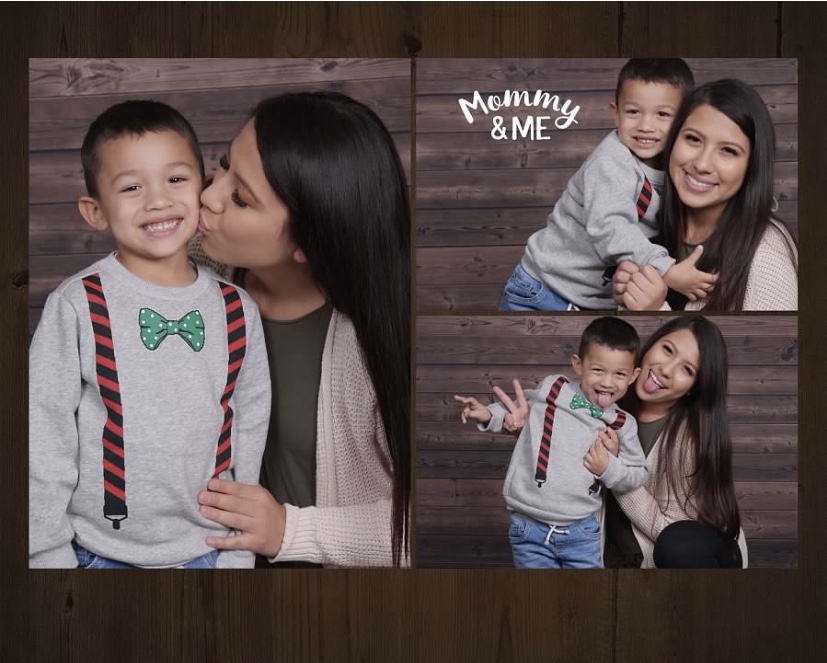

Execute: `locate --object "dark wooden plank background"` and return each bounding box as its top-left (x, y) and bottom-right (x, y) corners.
top-left (1, 2), bottom-right (824, 662)
top-left (28, 58), bottom-right (411, 333)
top-left (416, 58), bottom-right (798, 312)
top-left (417, 314), bottom-right (798, 569)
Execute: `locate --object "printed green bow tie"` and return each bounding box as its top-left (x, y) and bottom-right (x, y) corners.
top-left (139, 308), bottom-right (205, 352)
top-left (569, 392), bottom-right (603, 418)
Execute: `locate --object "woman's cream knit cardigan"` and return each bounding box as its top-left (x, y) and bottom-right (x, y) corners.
top-left (190, 239), bottom-right (402, 567)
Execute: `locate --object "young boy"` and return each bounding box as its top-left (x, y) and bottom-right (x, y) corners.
top-left (455, 317), bottom-right (647, 568)
top-left (29, 101), bottom-right (270, 569)
top-left (500, 59), bottom-right (715, 311)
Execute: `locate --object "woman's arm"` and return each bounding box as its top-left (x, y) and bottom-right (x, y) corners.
top-left (742, 220), bottom-right (798, 311)
top-left (198, 481), bottom-right (399, 566)
top-left (613, 438), bottom-right (698, 542)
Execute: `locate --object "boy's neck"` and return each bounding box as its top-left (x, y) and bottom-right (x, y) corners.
top-left (115, 249), bottom-right (197, 287)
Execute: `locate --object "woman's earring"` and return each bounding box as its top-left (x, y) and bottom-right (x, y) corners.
top-left (771, 196), bottom-right (779, 213)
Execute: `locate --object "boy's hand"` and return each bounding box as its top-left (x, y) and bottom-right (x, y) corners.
top-left (663, 245), bottom-right (718, 301)
top-left (584, 439), bottom-right (610, 476)
top-left (493, 379), bottom-right (529, 433)
top-left (612, 260), bottom-right (639, 300)
top-left (597, 428), bottom-right (620, 457)
top-left (454, 395), bottom-right (492, 425)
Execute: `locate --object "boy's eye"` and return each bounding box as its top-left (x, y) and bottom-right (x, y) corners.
top-left (119, 184), bottom-right (140, 193)
top-left (658, 111), bottom-right (672, 118)
top-left (219, 154), bottom-right (230, 170)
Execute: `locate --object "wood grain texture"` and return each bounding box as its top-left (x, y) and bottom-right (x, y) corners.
top-left (1, 2), bottom-right (824, 662)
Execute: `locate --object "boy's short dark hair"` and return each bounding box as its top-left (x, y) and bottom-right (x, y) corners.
top-left (615, 59), bottom-right (695, 104)
top-left (81, 100), bottom-right (204, 198)
top-left (578, 316), bottom-right (640, 362)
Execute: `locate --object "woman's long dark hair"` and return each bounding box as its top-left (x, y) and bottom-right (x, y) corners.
top-left (252, 92), bottom-right (410, 564)
top-left (623, 316), bottom-right (740, 538)
top-left (659, 79), bottom-right (796, 311)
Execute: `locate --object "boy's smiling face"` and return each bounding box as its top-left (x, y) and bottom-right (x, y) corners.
top-left (611, 79), bottom-right (684, 168)
top-left (571, 343), bottom-right (640, 410)
top-left (78, 130), bottom-right (202, 282)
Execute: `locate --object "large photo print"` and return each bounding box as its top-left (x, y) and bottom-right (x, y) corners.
top-left (29, 58), bottom-right (412, 569)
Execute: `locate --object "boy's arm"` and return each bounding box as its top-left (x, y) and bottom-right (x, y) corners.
top-left (580, 157), bottom-right (675, 275)
top-left (29, 293), bottom-right (82, 568)
top-left (595, 416), bottom-right (647, 493)
top-left (478, 383), bottom-right (540, 435)
top-left (214, 297), bottom-right (271, 569)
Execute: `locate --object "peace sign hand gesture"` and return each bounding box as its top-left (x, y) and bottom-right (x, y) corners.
top-left (493, 379), bottom-right (529, 434)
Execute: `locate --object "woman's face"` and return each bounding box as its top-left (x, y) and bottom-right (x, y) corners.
top-left (636, 328), bottom-right (700, 411)
top-left (669, 103), bottom-right (751, 222)
top-left (199, 120), bottom-right (299, 270)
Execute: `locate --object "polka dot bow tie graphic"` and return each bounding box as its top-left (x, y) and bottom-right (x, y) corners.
top-left (569, 392), bottom-right (603, 418)
top-left (139, 308), bottom-right (205, 352)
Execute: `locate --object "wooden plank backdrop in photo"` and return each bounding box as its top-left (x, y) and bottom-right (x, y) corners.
top-left (1, 3), bottom-right (824, 663)
top-left (416, 58), bottom-right (798, 312)
top-left (28, 58), bottom-right (412, 334)
top-left (416, 314), bottom-right (798, 570)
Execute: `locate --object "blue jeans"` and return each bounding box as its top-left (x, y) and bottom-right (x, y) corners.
top-left (508, 511), bottom-right (603, 569)
top-left (73, 542), bottom-right (220, 569)
top-left (499, 264), bottom-right (579, 311)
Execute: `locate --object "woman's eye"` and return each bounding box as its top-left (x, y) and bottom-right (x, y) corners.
top-left (219, 154), bottom-right (229, 170)
top-left (684, 133), bottom-right (701, 144)
top-left (231, 191), bottom-right (248, 209)
top-left (169, 176), bottom-right (187, 184)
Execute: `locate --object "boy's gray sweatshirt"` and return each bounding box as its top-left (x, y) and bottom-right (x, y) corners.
top-left (482, 375), bottom-right (647, 526)
top-left (29, 253), bottom-right (271, 568)
top-left (521, 130), bottom-right (674, 310)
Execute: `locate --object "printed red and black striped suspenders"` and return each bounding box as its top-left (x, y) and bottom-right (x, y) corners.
top-left (601, 175), bottom-right (654, 286)
top-left (81, 274), bottom-right (247, 529)
top-left (533, 376), bottom-right (626, 492)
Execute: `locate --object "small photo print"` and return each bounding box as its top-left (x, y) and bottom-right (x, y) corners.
top-left (415, 58), bottom-right (798, 313)
top-left (416, 314), bottom-right (797, 569)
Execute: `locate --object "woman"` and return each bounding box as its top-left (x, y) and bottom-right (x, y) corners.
top-left (614, 79), bottom-right (798, 311)
top-left (602, 316), bottom-right (745, 568)
top-left (192, 91), bottom-right (410, 566)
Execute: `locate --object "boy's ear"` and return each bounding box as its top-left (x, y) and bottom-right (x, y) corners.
top-left (78, 196), bottom-right (109, 232)
top-left (630, 366), bottom-right (642, 383)
top-left (571, 354), bottom-right (583, 376)
top-left (609, 102), bottom-right (619, 128)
